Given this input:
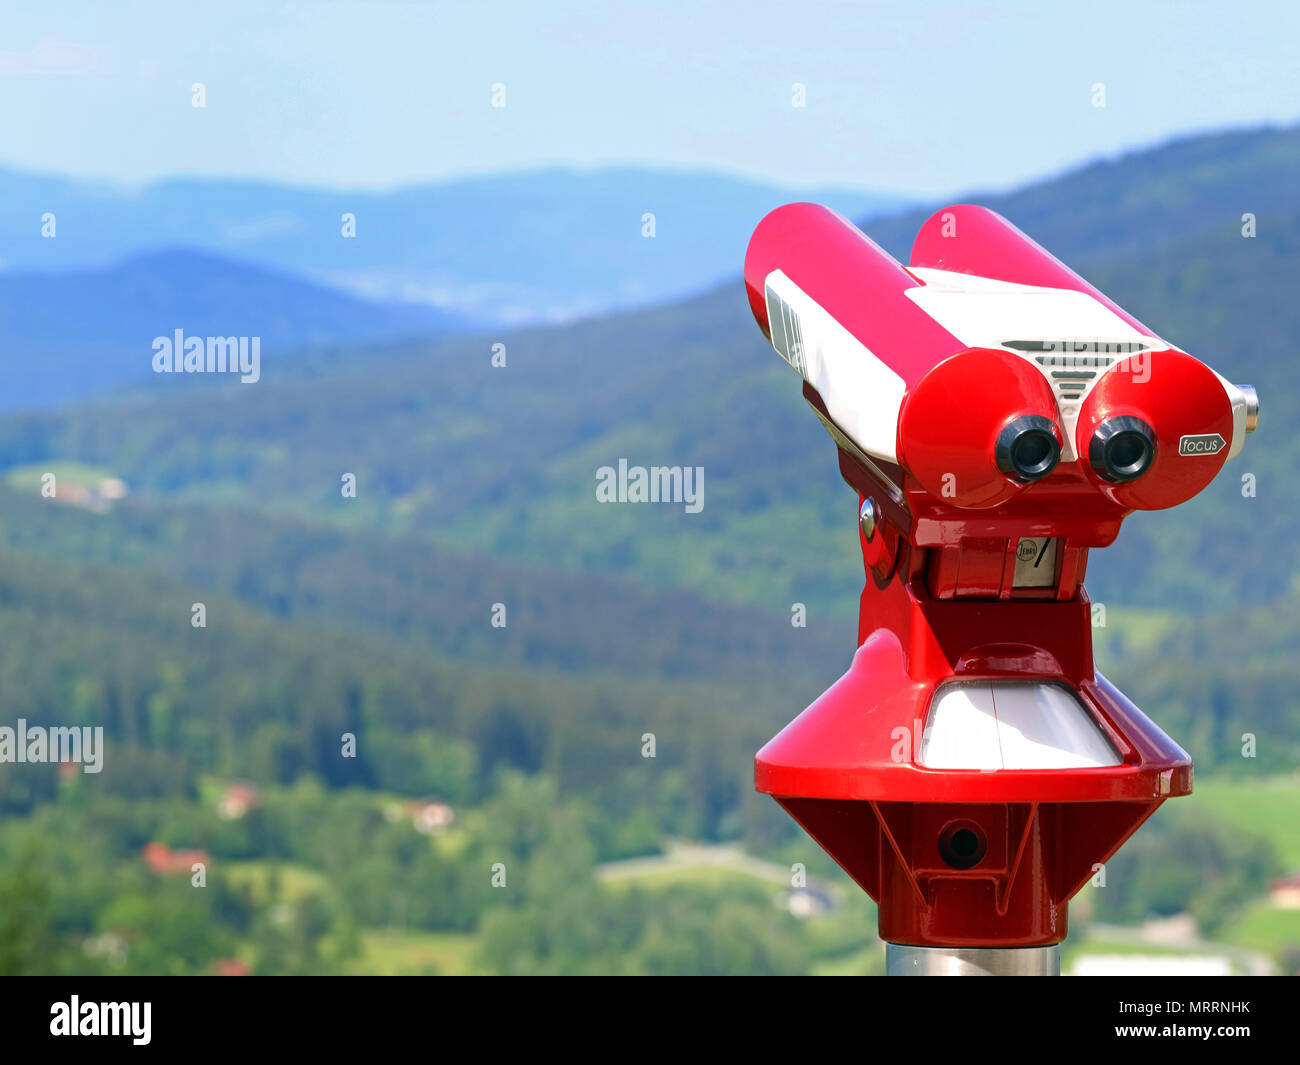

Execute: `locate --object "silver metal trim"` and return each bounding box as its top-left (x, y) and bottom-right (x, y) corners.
top-left (1237, 383), bottom-right (1259, 433)
top-left (886, 943), bottom-right (1060, 976)
top-left (859, 498), bottom-right (878, 541)
top-left (809, 407), bottom-right (910, 512)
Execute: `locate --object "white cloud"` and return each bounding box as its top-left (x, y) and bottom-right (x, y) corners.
top-left (0, 42), bottom-right (96, 77)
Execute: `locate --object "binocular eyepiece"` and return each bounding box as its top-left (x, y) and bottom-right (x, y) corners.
top-left (995, 415), bottom-right (1061, 483)
top-left (995, 412), bottom-right (1160, 486)
top-left (1087, 415), bottom-right (1156, 484)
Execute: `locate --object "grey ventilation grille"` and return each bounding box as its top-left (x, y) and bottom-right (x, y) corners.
top-left (1035, 357), bottom-right (1112, 401)
top-left (1001, 340), bottom-right (1144, 406)
top-left (1002, 340), bottom-right (1150, 355)
top-left (765, 282), bottom-right (808, 376)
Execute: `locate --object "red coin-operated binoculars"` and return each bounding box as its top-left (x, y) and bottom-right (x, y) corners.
top-left (744, 203), bottom-right (1258, 975)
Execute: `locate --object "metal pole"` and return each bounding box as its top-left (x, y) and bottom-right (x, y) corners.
top-left (886, 943), bottom-right (1060, 976)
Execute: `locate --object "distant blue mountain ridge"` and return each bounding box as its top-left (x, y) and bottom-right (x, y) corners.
top-left (1, 248), bottom-right (467, 411)
top-left (0, 166), bottom-right (908, 325)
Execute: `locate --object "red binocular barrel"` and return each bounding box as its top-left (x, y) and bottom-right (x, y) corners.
top-left (746, 201), bottom-right (1254, 514)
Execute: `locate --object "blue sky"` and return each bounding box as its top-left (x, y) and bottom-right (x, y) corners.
top-left (2, 0), bottom-right (1298, 195)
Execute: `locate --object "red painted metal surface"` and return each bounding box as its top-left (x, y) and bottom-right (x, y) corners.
top-left (897, 346), bottom-right (1061, 509)
top-left (1075, 350), bottom-right (1234, 510)
top-left (909, 203), bottom-right (1155, 337)
top-left (744, 202), bottom-right (966, 388)
top-left (744, 203), bottom-right (1233, 949)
